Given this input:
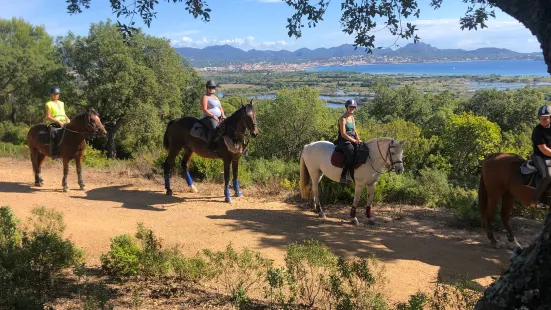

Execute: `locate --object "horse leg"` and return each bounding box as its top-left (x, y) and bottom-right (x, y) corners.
top-left (224, 159), bottom-right (232, 203)
top-left (311, 172), bottom-right (324, 219)
top-left (232, 159), bottom-right (243, 197)
top-left (163, 145), bottom-right (181, 196)
top-left (350, 182), bottom-right (364, 226)
top-left (30, 148), bottom-right (41, 186)
top-left (485, 193), bottom-right (500, 248)
top-left (181, 148), bottom-right (198, 193)
top-left (36, 152), bottom-right (46, 186)
top-left (76, 155), bottom-right (86, 191)
top-left (502, 191), bottom-right (521, 249)
top-left (365, 184), bottom-right (375, 225)
top-left (62, 158), bottom-right (70, 192)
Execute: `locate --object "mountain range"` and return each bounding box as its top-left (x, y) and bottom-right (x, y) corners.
top-left (174, 42), bottom-right (543, 67)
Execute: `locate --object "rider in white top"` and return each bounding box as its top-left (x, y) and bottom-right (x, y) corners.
top-left (201, 80), bottom-right (226, 151)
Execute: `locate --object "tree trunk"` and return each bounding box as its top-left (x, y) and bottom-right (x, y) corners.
top-left (474, 211), bottom-right (551, 309)
top-left (9, 103), bottom-right (17, 125)
top-left (494, 0), bottom-right (551, 74)
top-left (106, 119), bottom-right (123, 159)
top-left (472, 1), bottom-right (551, 308)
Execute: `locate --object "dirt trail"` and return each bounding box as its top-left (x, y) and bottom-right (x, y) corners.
top-left (0, 157), bottom-right (542, 304)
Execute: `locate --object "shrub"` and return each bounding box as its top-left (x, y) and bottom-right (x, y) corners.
top-left (0, 206), bottom-right (84, 309)
top-left (100, 234), bottom-right (141, 277)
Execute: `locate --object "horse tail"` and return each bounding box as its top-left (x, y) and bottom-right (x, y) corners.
top-left (300, 149), bottom-right (312, 200)
top-left (478, 171), bottom-right (489, 230)
top-left (163, 120), bottom-right (175, 150)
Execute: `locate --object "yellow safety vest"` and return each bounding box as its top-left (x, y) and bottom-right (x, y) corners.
top-left (45, 100), bottom-right (67, 124)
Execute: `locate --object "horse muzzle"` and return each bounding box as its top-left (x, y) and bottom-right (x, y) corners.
top-left (394, 164), bottom-right (404, 174)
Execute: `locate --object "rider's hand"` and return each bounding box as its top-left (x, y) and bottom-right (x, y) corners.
top-left (212, 116), bottom-right (219, 122)
top-left (58, 121), bottom-right (65, 127)
top-left (66, 119), bottom-right (71, 124)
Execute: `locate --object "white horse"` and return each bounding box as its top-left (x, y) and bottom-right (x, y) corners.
top-left (299, 137), bottom-right (405, 225)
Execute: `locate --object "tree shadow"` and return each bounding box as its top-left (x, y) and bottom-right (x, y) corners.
top-left (207, 208), bottom-right (511, 284)
top-left (72, 185), bottom-right (184, 211)
top-left (0, 182), bottom-right (44, 194)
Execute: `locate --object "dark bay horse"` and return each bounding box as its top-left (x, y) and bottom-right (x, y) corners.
top-left (478, 152), bottom-right (542, 248)
top-left (162, 100), bottom-right (258, 202)
top-left (26, 109), bottom-right (107, 192)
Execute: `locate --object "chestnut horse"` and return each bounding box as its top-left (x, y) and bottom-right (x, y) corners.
top-left (162, 101), bottom-right (258, 202)
top-left (26, 108), bottom-right (107, 192)
top-left (478, 152), bottom-right (546, 248)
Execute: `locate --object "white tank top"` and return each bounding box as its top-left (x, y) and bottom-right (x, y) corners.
top-left (202, 96), bottom-right (222, 118)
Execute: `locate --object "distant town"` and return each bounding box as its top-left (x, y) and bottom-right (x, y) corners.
top-left (195, 54), bottom-right (543, 72)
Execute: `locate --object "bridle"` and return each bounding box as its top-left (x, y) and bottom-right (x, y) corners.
top-left (61, 113), bottom-right (104, 138)
top-left (370, 139), bottom-right (403, 174)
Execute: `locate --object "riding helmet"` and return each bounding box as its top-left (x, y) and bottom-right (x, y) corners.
top-left (50, 86), bottom-right (61, 94)
top-left (206, 80), bottom-right (217, 88)
top-left (345, 99), bottom-right (357, 108)
top-left (538, 104), bottom-right (551, 117)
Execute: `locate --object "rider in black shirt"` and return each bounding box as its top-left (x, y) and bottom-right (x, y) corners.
top-left (530, 104), bottom-right (551, 208)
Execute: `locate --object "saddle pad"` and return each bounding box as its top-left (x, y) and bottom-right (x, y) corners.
top-left (330, 151), bottom-right (362, 169)
top-left (190, 123), bottom-right (208, 142)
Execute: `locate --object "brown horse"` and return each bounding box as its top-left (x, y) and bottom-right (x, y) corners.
top-left (26, 108), bottom-right (107, 192)
top-left (478, 152), bottom-right (544, 248)
top-left (162, 100), bottom-right (258, 202)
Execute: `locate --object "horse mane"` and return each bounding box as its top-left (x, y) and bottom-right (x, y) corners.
top-left (365, 137), bottom-right (394, 145)
top-left (73, 108), bottom-right (98, 121)
top-left (223, 105), bottom-right (246, 125)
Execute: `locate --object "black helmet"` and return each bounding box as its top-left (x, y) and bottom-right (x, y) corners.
top-left (50, 86), bottom-right (61, 94)
top-left (206, 80), bottom-right (217, 88)
top-left (345, 99), bottom-right (357, 108)
top-left (538, 104), bottom-right (551, 118)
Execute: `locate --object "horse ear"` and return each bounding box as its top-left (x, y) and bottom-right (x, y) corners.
top-left (249, 99), bottom-right (254, 105)
top-left (399, 139), bottom-right (405, 145)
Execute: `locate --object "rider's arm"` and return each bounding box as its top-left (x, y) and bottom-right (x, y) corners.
top-left (219, 100), bottom-right (226, 118)
top-left (353, 117), bottom-right (361, 142)
top-left (537, 144), bottom-right (551, 157)
top-left (339, 118), bottom-right (358, 143)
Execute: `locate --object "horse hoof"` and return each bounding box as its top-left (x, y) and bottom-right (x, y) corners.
top-left (318, 212), bottom-right (326, 219)
top-left (352, 217), bottom-right (359, 226)
top-left (189, 185), bottom-right (198, 193)
top-left (63, 187), bottom-right (70, 193)
top-left (367, 219), bottom-right (376, 225)
top-left (166, 189), bottom-right (173, 196)
top-left (225, 197), bottom-right (232, 203)
top-left (34, 182), bottom-right (42, 187)
top-left (234, 191), bottom-right (243, 197)
top-left (80, 186), bottom-right (87, 191)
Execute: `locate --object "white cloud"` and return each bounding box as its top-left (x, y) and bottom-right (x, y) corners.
top-left (170, 35), bottom-right (289, 50)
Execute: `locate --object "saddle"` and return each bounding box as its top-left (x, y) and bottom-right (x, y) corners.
top-left (38, 125), bottom-right (64, 146)
top-left (517, 159), bottom-right (551, 190)
top-left (330, 142), bottom-right (370, 169)
top-left (189, 120), bottom-right (243, 154)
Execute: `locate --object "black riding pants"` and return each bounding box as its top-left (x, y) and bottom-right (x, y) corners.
top-left (532, 154), bottom-right (551, 202)
top-left (338, 140), bottom-right (357, 168)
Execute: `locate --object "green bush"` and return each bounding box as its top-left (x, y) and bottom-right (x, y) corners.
top-left (0, 121), bottom-right (29, 145)
top-left (203, 243), bottom-right (273, 309)
top-left (446, 188), bottom-right (481, 227)
top-left (100, 223), bottom-right (179, 278)
top-left (100, 234), bottom-right (141, 277)
top-left (0, 206), bottom-right (84, 309)
top-left (0, 141), bottom-right (28, 158)
top-left (83, 147), bottom-right (118, 169)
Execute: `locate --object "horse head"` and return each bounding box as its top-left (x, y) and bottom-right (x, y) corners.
top-left (387, 139), bottom-right (405, 174)
top-left (72, 107), bottom-right (107, 137)
top-left (238, 99), bottom-right (258, 137)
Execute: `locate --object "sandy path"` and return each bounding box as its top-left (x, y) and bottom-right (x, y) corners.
top-left (0, 157), bottom-right (541, 304)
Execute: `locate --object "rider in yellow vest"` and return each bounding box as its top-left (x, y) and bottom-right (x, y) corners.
top-left (45, 86), bottom-right (70, 158)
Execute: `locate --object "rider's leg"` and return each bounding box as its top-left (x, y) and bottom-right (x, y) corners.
top-left (49, 125), bottom-right (57, 159)
top-left (532, 154), bottom-right (551, 207)
top-left (339, 141), bottom-right (355, 184)
top-left (202, 117), bottom-right (218, 150)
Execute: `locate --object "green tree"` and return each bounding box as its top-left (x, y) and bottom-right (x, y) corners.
top-left (441, 112), bottom-right (502, 186)
top-left (0, 18), bottom-right (60, 124)
top-left (59, 20), bottom-right (202, 157)
top-left (253, 87), bottom-right (335, 161)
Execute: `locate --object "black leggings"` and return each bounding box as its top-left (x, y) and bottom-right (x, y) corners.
top-left (338, 140), bottom-right (357, 168)
top-left (532, 154), bottom-right (551, 202)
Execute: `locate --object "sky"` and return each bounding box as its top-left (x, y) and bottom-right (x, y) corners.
top-left (0, 0), bottom-right (541, 53)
